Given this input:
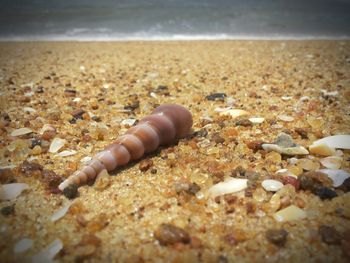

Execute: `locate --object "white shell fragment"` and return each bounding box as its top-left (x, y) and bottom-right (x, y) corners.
top-left (50, 201), bottom-right (74, 222)
top-left (49, 138), bottom-right (66, 153)
top-left (278, 115), bottom-right (294, 122)
top-left (23, 107), bottom-right (36, 113)
top-left (208, 178), bottom-right (248, 198)
top-left (262, 179), bottom-right (284, 192)
top-left (32, 239), bottom-right (63, 263)
top-left (281, 96), bottom-right (292, 101)
top-left (39, 124), bottom-right (55, 134)
top-left (249, 117), bottom-right (265, 124)
top-left (10, 128), bottom-right (33, 137)
top-left (80, 156), bottom-right (92, 163)
top-left (121, 119), bottom-right (136, 126)
top-left (56, 150), bottom-right (77, 157)
top-left (310, 135), bottom-right (350, 150)
top-left (262, 144), bottom-right (309, 156)
top-left (273, 205), bottom-right (307, 222)
top-left (320, 156), bottom-right (342, 169)
top-left (318, 169), bottom-right (350, 187)
top-left (0, 183), bottom-right (29, 200)
top-left (321, 89), bottom-right (338, 97)
top-left (219, 109), bottom-right (249, 119)
top-left (14, 238), bottom-right (33, 253)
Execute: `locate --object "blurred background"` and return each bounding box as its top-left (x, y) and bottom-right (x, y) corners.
top-left (0, 0), bottom-right (349, 40)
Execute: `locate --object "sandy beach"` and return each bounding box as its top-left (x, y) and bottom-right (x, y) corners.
top-left (0, 41), bottom-right (350, 262)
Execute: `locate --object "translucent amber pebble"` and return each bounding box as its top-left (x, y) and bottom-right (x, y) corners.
top-left (307, 117), bottom-right (324, 130)
top-left (265, 151), bottom-right (282, 163)
top-left (273, 205), bottom-right (307, 222)
top-left (286, 165), bottom-right (303, 176)
top-left (309, 143), bottom-right (335, 156)
top-left (297, 158), bottom-right (320, 171)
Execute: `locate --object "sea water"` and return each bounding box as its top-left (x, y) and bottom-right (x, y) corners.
top-left (0, 0), bottom-right (349, 40)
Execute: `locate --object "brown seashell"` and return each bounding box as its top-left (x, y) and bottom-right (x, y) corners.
top-left (58, 104), bottom-right (193, 191)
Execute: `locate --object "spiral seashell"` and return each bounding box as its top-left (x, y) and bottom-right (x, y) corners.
top-left (58, 104), bottom-right (193, 191)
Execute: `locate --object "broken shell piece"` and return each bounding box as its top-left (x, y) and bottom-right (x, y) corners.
top-left (249, 117), bottom-right (265, 124)
top-left (80, 156), bottom-right (92, 163)
top-left (121, 119), bottom-right (136, 126)
top-left (320, 89), bottom-right (338, 97)
top-left (278, 115), bottom-right (294, 122)
top-left (14, 238), bottom-right (33, 253)
top-left (51, 201), bottom-right (75, 222)
top-left (273, 205), bottom-right (307, 222)
top-left (32, 239), bottom-right (63, 263)
top-left (262, 179), bottom-right (284, 192)
top-left (208, 178), bottom-right (248, 198)
top-left (23, 107), bottom-right (36, 113)
top-left (10, 128), bottom-right (33, 137)
top-left (262, 144), bottom-right (309, 156)
top-left (320, 156), bottom-right (342, 170)
top-left (318, 169), bottom-right (350, 187)
top-left (309, 143), bottom-right (335, 156)
top-left (0, 183), bottom-right (29, 200)
top-left (49, 138), bottom-right (66, 153)
top-left (219, 109), bottom-right (249, 119)
top-left (56, 150), bottom-right (77, 157)
top-left (276, 169), bottom-right (298, 179)
top-left (310, 135), bottom-right (350, 150)
top-left (39, 124), bottom-right (56, 134)
top-left (263, 133), bottom-right (309, 156)
top-left (281, 96), bottom-right (292, 101)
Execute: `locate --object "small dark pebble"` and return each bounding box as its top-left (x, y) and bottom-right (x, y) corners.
top-left (63, 184), bottom-right (79, 199)
top-left (217, 255), bottom-right (228, 263)
top-left (186, 183), bottom-right (201, 195)
top-left (154, 85), bottom-right (170, 96)
top-left (313, 187), bottom-right (337, 200)
top-left (295, 128), bottom-right (308, 139)
top-left (339, 177), bottom-right (350, 192)
top-left (124, 102), bottom-right (140, 111)
top-left (154, 223), bottom-right (190, 245)
top-left (246, 140), bottom-right (264, 152)
top-left (266, 229), bottom-right (288, 246)
top-left (319, 225), bottom-right (341, 245)
top-left (30, 138), bottom-right (42, 149)
top-left (71, 109), bottom-right (85, 119)
top-left (212, 132), bottom-right (225, 144)
top-left (20, 161), bottom-right (43, 176)
top-left (139, 159), bottom-right (153, 172)
top-left (91, 116), bottom-right (101, 122)
top-left (231, 166), bottom-right (246, 177)
top-left (299, 174), bottom-right (322, 191)
top-left (235, 119), bottom-right (253, 127)
top-left (35, 86), bottom-right (44, 93)
top-left (42, 169), bottom-right (63, 194)
top-left (0, 168), bottom-right (15, 184)
top-left (1, 205), bottom-right (15, 216)
top-left (150, 168), bottom-right (157, 174)
top-left (64, 89), bottom-right (77, 97)
top-left (205, 93), bottom-right (227, 101)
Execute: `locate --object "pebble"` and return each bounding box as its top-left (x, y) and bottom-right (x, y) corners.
top-left (273, 205), bottom-right (306, 222)
top-left (278, 115), bottom-right (294, 122)
top-left (313, 187), bottom-right (337, 200)
top-left (1, 204), bottom-right (15, 216)
top-left (154, 223), bottom-right (190, 246)
top-left (139, 159), bottom-right (153, 172)
top-left (261, 179), bottom-right (284, 192)
top-left (249, 117), bottom-right (265, 124)
top-left (62, 184), bottom-right (78, 199)
top-left (212, 132), bottom-right (225, 144)
top-left (297, 158), bottom-right (320, 171)
top-left (246, 140), bottom-right (264, 152)
top-left (295, 128), bottom-right (308, 139)
top-left (319, 225), bottom-right (341, 245)
top-left (265, 229), bottom-right (288, 246)
top-left (94, 170), bottom-right (111, 191)
top-left (219, 109), bottom-right (249, 119)
top-left (235, 119), bottom-right (252, 127)
top-left (309, 143), bottom-right (335, 156)
top-left (281, 176), bottom-right (300, 190)
top-left (205, 93), bottom-right (227, 101)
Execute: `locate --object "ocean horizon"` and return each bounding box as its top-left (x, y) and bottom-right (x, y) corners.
top-left (0, 0), bottom-right (349, 41)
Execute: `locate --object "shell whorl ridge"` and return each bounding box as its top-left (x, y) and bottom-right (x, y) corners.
top-left (58, 104), bottom-right (193, 191)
